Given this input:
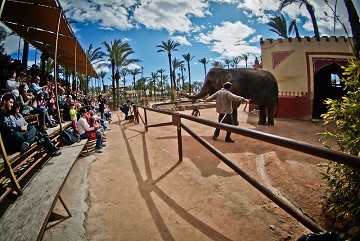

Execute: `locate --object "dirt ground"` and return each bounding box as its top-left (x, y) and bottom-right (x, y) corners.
top-left (43, 104), bottom-right (335, 241)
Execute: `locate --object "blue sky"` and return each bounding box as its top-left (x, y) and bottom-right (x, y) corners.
top-left (3, 0), bottom-right (360, 88)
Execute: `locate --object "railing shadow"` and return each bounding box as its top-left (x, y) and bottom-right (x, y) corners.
top-left (120, 122), bottom-right (232, 241)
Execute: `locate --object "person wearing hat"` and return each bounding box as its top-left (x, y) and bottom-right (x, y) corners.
top-left (205, 81), bottom-right (250, 143)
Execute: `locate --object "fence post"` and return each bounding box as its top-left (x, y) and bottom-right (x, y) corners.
top-left (172, 113), bottom-right (183, 162)
top-left (144, 108), bottom-right (148, 132)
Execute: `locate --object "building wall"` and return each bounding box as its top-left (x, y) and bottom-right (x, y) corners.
top-left (259, 36), bottom-right (354, 120)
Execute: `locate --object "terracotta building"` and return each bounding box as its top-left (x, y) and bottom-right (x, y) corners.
top-left (257, 36), bottom-right (354, 120)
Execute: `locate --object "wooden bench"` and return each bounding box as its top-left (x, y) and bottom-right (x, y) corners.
top-left (0, 139), bottom-right (88, 241)
top-left (0, 122), bottom-right (71, 204)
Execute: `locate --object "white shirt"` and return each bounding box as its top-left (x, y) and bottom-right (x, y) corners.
top-left (77, 117), bottom-right (94, 135)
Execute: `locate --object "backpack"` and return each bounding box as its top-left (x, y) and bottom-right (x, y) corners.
top-left (61, 129), bottom-right (78, 145)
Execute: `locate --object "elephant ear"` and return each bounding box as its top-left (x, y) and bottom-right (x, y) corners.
top-left (219, 69), bottom-right (232, 87)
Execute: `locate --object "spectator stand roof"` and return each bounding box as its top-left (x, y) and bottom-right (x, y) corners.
top-left (0, 0), bottom-right (97, 78)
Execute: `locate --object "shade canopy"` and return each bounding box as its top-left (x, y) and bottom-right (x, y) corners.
top-left (0, 0), bottom-right (97, 77)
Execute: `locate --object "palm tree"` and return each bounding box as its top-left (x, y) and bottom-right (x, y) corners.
top-left (156, 40), bottom-right (180, 100)
top-left (0, 25), bottom-right (7, 53)
top-left (279, 0), bottom-right (320, 39)
top-left (86, 44), bottom-right (105, 94)
top-left (103, 39), bottom-right (139, 107)
top-left (150, 71), bottom-right (159, 98)
top-left (157, 68), bottom-right (166, 95)
top-left (212, 61), bottom-right (223, 68)
top-left (182, 53), bottom-right (194, 94)
top-left (102, 39), bottom-right (120, 108)
top-left (129, 68), bottom-right (141, 89)
top-left (289, 20), bottom-right (300, 38)
top-left (343, 0), bottom-right (360, 59)
top-left (98, 71), bottom-right (107, 92)
top-left (199, 58), bottom-right (209, 77)
top-left (43, 57), bottom-right (54, 75)
top-left (120, 68), bottom-right (128, 86)
top-left (172, 57), bottom-right (184, 92)
top-left (240, 54), bottom-right (249, 67)
top-left (224, 59), bottom-right (232, 68)
top-left (232, 57), bottom-right (240, 68)
top-left (268, 14), bottom-right (289, 38)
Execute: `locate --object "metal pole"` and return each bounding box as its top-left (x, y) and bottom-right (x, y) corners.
top-left (0, 0), bottom-right (6, 19)
top-left (54, 9), bottom-right (63, 131)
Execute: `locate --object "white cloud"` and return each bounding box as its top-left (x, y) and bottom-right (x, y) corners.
top-left (61, 0), bottom-right (134, 30)
top-left (195, 21), bottom-right (259, 58)
top-left (61, 0), bottom-right (211, 34)
top-left (170, 36), bottom-right (192, 46)
top-left (237, 0), bottom-right (357, 37)
top-left (133, 0), bottom-right (210, 34)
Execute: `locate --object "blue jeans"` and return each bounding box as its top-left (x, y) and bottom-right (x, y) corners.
top-left (80, 132), bottom-right (102, 150)
top-left (5, 125), bottom-right (36, 152)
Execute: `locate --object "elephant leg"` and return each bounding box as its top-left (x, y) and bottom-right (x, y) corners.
top-left (232, 108), bottom-right (239, 126)
top-left (267, 106), bottom-right (275, 126)
top-left (258, 105), bottom-right (266, 125)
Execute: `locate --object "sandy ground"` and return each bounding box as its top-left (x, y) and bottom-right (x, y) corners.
top-left (43, 104), bottom-right (333, 241)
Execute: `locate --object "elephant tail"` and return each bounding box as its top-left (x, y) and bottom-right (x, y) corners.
top-left (275, 98), bottom-right (279, 118)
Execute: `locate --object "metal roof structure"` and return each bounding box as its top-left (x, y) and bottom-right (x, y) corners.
top-left (0, 0), bottom-right (97, 77)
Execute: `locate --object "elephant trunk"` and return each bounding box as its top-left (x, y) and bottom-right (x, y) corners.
top-left (179, 86), bottom-right (210, 99)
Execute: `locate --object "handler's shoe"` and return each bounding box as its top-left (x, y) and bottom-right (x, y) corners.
top-left (225, 138), bottom-right (235, 143)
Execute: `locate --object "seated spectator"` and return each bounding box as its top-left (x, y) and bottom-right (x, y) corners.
top-left (18, 72), bottom-right (34, 101)
top-left (77, 107), bottom-right (104, 153)
top-left (18, 84), bottom-right (33, 116)
top-left (32, 93), bottom-right (57, 129)
top-left (46, 92), bottom-right (57, 124)
top-left (104, 104), bottom-right (112, 122)
top-left (6, 70), bottom-right (20, 98)
top-left (30, 76), bottom-right (49, 99)
top-left (86, 105), bottom-right (110, 131)
top-left (0, 94), bottom-right (60, 156)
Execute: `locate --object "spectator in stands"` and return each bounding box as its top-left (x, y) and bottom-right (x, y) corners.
top-left (78, 107), bottom-right (104, 153)
top-left (104, 104), bottom-right (112, 122)
top-left (62, 95), bottom-right (72, 121)
top-left (18, 84), bottom-right (33, 116)
top-left (0, 95), bottom-right (60, 156)
top-left (30, 76), bottom-right (49, 100)
top-left (6, 70), bottom-right (20, 97)
top-left (32, 93), bottom-right (57, 129)
top-left (0, 95), bottom-right (35, 151)
top-left (47, 92), bottom-right (57, 124)
top-left (18, 72), bottom-right (34, 101)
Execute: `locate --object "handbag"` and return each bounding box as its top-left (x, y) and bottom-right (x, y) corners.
top-left (85, 130), bottom-right (96, 140)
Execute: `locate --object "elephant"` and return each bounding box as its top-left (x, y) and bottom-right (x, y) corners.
top-left (180, 67), bottom-right (278, 126)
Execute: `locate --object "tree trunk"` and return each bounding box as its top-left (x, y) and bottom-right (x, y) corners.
top-left (306, 3), bottom-right (320, 40)
top-left (168, 53), bottom-right (174, 100)
top-left (344, 0), bottom-right (360, 59)
top-left (188, 62), bottom-right (191, 94)
top-left (22, 41), bottom-right (29, 69)
top-left (111, 59), bottom-right (116, 110)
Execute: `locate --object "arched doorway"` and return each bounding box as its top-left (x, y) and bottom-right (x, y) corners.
top-left (313, 62), bottom-right (347, 119)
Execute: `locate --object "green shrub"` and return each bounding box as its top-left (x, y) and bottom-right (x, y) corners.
top-left (320, 58), bottom-right (360, 240)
